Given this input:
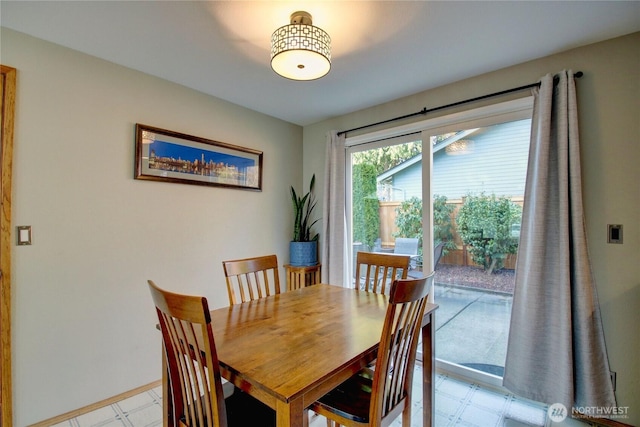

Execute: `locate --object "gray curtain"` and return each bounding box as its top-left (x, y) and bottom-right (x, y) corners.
top-left (503, 71), bottom-right (616, 410)
top-left (321, 131), bottom-right (349, 286)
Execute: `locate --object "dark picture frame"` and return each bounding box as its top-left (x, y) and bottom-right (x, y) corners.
top-left (134, 124), bottom-right (263, 191)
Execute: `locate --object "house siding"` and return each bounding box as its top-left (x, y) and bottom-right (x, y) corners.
top-left (389, 119), bottom-right (531, 200)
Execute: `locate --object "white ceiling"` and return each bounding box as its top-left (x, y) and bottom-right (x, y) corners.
top-left (2, 1), bottom-right (639, 126)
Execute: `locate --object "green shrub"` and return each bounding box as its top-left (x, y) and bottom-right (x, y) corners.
top-left (394, 196), bottom-right (422, 242)
top-left (456, 193), bottom-right (521, 274)
top-left (352, 163), bottom-right (380, 250)
top-left (394, 195), bottom-right (457, 257)
top-left (433, 195), bottom-right (458, 255)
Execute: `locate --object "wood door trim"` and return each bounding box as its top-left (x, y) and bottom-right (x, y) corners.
top-left (1, 64), bottom-right (16, 427)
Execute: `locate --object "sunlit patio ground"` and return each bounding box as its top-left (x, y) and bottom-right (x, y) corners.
top-left (433, 264), bottom-right (515, 377)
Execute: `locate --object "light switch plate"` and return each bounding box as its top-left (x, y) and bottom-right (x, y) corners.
top-left (17, 226), bottom-right (32, 245)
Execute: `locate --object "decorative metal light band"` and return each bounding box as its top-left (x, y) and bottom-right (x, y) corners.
top-left (271, 24), bottom-right (331, 60)
top-left (271, 21), bottom-right (331, 81)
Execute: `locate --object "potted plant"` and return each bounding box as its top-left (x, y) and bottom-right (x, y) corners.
top-left (290, 174), bottom-right (320, 266)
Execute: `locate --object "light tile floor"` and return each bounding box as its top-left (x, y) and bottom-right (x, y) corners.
top-left (51, 365), bottom-right (550, 427)
top-left (429, 372), bottom-right (547, 427)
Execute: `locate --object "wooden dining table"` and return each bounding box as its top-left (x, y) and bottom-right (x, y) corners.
top-left (163, 283), bottom-right (438, 427)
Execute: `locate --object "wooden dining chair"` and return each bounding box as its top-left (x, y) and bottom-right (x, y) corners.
top-left (147, 280), bottom-right (275, 427)
top-left (354, 251), bottom-right (410, 294)
top-left (222, 254), bottom-right (280, 305)
top-left (310, 274), bottom-right (433, 427)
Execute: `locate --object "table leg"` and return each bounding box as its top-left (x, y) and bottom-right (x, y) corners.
top-left (276, 398), bottom-right (306, 427)
top-left (421, 312), bottom-right (435, 427)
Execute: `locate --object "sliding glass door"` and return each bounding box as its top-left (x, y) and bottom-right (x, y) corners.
top-left (344, 98), bottom-right (533, 383)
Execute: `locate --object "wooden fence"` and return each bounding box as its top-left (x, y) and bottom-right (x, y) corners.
top-left (378, 199), bottom-right (521, 269)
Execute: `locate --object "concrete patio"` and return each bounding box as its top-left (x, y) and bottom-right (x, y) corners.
top-left (434, 283), bottom-right (514, 377)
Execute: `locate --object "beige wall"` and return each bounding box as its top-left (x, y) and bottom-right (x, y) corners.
top-left (1, 28), bottom-right (302, 425)
top-left (304, 32), bottom-right (640, 425)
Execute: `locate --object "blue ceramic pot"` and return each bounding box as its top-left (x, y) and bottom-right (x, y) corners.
top-left (289, 241), bottom-right (318, 266)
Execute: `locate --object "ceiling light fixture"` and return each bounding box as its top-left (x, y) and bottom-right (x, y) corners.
top-left (270, 11), bottom-right (331, 81)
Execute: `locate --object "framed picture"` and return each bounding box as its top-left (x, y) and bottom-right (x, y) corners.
top-left (134, 124), bottom-right (263, 191)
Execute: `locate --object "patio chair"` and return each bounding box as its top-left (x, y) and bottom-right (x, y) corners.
top-left (393, 237), bottom-right (420, 268)
top-left (433, 241), bottom-right (445, 269)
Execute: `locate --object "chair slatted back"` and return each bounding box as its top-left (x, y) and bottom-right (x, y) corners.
top-left (355, 252), bottom-right (410, 294)
top-left (147, 280), bottom-right (227, 427)
top-left (370, 273), bottom-right (434, 425)
top-left (222, 255), bottom-right (280, 305)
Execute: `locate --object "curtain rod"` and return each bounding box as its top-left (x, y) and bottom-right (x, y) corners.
top-left (338, 71), bottom-right (583, 137)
